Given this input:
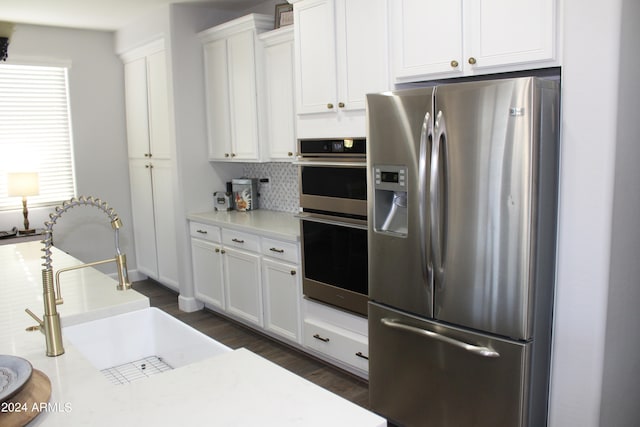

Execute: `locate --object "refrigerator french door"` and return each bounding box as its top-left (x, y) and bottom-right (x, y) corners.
top-left (367, 77), bottom-right (560, 427)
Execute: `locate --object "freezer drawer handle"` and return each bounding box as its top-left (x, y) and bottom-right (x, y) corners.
top-left (380, 318), bottom-right (500, 358)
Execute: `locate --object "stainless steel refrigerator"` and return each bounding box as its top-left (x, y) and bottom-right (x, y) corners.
top-left (366, 77), bottom-right (560, 427)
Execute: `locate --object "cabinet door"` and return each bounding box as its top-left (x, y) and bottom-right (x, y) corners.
top-left (227, 30), bottom-right (261, 160)
top-left (146, 50), bottom-right (171, 160)
top-left (335, 0), bottom-right (389, 111)
top-left (294, 0), bottom-right (338, 114)
top-left (263, 30), bottom-right (296, 161)
top-left (203, 39), bottom-right (232, 160)
top-left (191, 238), bottom-right (225, 309)
top-left (128, 158), bottom-right (158, 279)
top-left (465, 0), bottom-right (556, 70)
top-left (124, 58), bottom-right (150, 158)
top-left (224, 247), bottom-right (263, 326)
top-left (391, 0), bottom-right (463, 81)
top-left (262, 259), bottom-right (301, 343)
top-left (150, 159), bottom-right (179, 289)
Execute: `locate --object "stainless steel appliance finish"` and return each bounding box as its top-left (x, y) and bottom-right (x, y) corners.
top-left (367, 77), bottom-right (560, 427)
top-left (296, 138), bottom-right (369, 316)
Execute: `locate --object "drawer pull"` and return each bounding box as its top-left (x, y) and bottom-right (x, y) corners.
top-left (355, 351), bottom-right (369, 360)
top-left (231, 238), bottom-right (245, 244)
top-left (269, 247), bottom-right (285, 253)
top-left (196, 229), bottom-right (208, 234)
top-left (313, 333), bottom-right (330, 343)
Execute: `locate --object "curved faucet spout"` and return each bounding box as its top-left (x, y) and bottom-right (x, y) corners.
top-left (28, 195), bottom-right (133, 357)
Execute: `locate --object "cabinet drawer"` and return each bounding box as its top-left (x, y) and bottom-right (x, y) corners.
top-left (190, 222), bottom-right (221, 242)
top-left (303, 319), bottom-right (369, 372)
top-left (222, 229), bottom-right (260, 252)
top-left (261, 237), bottom-right (299, 263)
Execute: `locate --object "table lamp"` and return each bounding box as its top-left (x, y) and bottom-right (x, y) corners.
top-left (8, 172), bottom-right (40, 234)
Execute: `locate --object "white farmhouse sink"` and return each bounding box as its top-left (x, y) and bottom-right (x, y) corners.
top-left (63, 307), bottom-right (231, 375)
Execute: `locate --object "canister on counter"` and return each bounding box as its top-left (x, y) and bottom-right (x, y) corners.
top-left (231, 178), bottom-right (259, 211)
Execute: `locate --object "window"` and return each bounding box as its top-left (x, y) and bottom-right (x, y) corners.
top-left (0, 63), bottom-right (76, 210)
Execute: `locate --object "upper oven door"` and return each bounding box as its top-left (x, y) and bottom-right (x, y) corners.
top-left (298, 162), bottom-right (367, 217)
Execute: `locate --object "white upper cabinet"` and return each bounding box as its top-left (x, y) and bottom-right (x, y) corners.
top-left (199, 14), bottom-right (273, 162)
top-left (391, 0), bottom-right (558, 83)
top-left (259, 27), bottom-right (297, 161)
top-left (123, 41), bottom-right (171, 160)
top-left (291, 0), bottom-right (389, 136)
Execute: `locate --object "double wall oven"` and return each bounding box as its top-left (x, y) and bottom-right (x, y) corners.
top-left (295, 138), bottom-right (368, 316)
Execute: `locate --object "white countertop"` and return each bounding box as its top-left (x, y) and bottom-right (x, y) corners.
top-left (0, 242), bottom-right (386, 427)
top-left (188, 210), bottom-right (300, 242)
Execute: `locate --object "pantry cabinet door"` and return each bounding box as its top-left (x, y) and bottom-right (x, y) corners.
top-left (465, 0), bottom-right (556, 70)
top-left (128, 159), bottom-right (157, 278)
top-left (391, 0), bottom-right (463, 82)
top-left (146, 50), bottom-right (171, 160)
top-left (150, 159), bottom-right (179, 289)
top-left (124, 58), bottom-right (150, 158)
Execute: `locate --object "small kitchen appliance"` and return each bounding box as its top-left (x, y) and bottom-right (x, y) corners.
top-left (231, 178), bottom-right (259, 211)
top-left (213, 182), bottom-right (233, 211)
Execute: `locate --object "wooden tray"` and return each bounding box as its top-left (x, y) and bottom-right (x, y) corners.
top-left (0, 370), bottom-right (51, 427)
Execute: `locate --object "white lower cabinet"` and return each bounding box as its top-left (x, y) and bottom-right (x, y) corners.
top-left (303, 298), bottom-right (369, 376)
top-left (189, 219), bottom-right (368, 377)
top-left (224, 246), bottom-right (263, 326)
top-left (189, 221), bottom-right (301, 344)
top-left (262, 258), bottom-right (300, 342)
top-left (190, 223), bottom-right (225, 310)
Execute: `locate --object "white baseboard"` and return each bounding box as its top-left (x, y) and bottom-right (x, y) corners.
top-left (178, 295), bottom-right (204, 312)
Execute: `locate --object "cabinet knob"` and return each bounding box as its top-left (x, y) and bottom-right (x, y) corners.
top-left (145, 164), bottom-right (150, 169)
top-left (221, 249), bottom-right (226, 254)
top-left (290, 270), bottom-right (296, 276)
top-left (144, 153), bottom-right (150, 157)
top-left (450, 60), bottom-right (459, 68)
top-left (468, 57), bottom-right (477, 65)
top-left (231, 153), bottom-right (236, 158)
top-left (338, 102), bottom-right (345, 108)
top-left (224, 153), bottom-right (230, 158)
top-left (288, 152), bottom-right (293, 157)
top-left (215, 248), bottom-right (220, 253)
top-left (327, 103), bottom-right (334, 109)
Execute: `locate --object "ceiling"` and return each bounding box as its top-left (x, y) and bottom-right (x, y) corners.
top-left (0, 0), bottom-right (271, 32)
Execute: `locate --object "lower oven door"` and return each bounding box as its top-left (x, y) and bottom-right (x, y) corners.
top-left (300, 214), bottom-right (368, 316)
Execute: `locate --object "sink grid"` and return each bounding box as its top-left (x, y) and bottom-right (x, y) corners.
top-left (101, 356), bottom-right (173, 385)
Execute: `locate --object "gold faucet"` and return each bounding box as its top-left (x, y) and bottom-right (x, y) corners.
top-left (25, 196), bottom-right (132, 357)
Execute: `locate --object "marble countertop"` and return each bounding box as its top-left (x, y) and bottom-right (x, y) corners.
top-left (188, 210), bottom-right (300, 242)
top-left (0, 242), bottom-right (386, 426)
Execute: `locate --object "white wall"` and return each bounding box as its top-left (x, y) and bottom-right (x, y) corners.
top-left (549, 0), bottom-right (632, 425)
top-left (598, 0), bottom-right (640, 425)
top-left (0, 24), bottom-right (135, 275)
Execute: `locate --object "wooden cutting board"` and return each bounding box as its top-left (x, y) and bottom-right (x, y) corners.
top-left (0, 369), bottom-right (51, 427)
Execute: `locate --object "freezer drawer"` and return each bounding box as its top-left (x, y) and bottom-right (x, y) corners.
top-left (369, 302), bottom-right (531, 427)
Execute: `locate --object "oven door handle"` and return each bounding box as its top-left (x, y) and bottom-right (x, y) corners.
top-left (292, 159), bottom-right (367, 168)
top-left (296, 213), bottom-right (367, 230)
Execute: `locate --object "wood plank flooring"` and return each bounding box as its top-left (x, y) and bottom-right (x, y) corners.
top-left (132, 279), bottom-right (372, 410)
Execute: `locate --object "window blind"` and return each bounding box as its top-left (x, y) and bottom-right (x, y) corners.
top-left (0, 63), bottom-right (76, 210)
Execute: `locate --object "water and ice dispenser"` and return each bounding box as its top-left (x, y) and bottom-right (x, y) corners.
top-left (373, 165), bottom-right (408, 236)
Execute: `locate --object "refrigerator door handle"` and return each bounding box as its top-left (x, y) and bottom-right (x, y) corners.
top-left (431, 110), bottom-right (449, 289)
top-left (418, 111), bottom-right (433, 287)
top-left (380, 317), bottom-right (500, 358)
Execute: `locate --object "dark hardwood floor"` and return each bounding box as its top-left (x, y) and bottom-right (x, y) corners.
top-left (132, 279), bottom-right (372, 410)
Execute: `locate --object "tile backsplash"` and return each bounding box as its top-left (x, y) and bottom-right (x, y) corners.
top-left (242, 162), bottom-right (299, 213)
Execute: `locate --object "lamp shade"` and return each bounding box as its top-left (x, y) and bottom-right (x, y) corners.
top-left (7, 172), bottom-right (40, 197)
